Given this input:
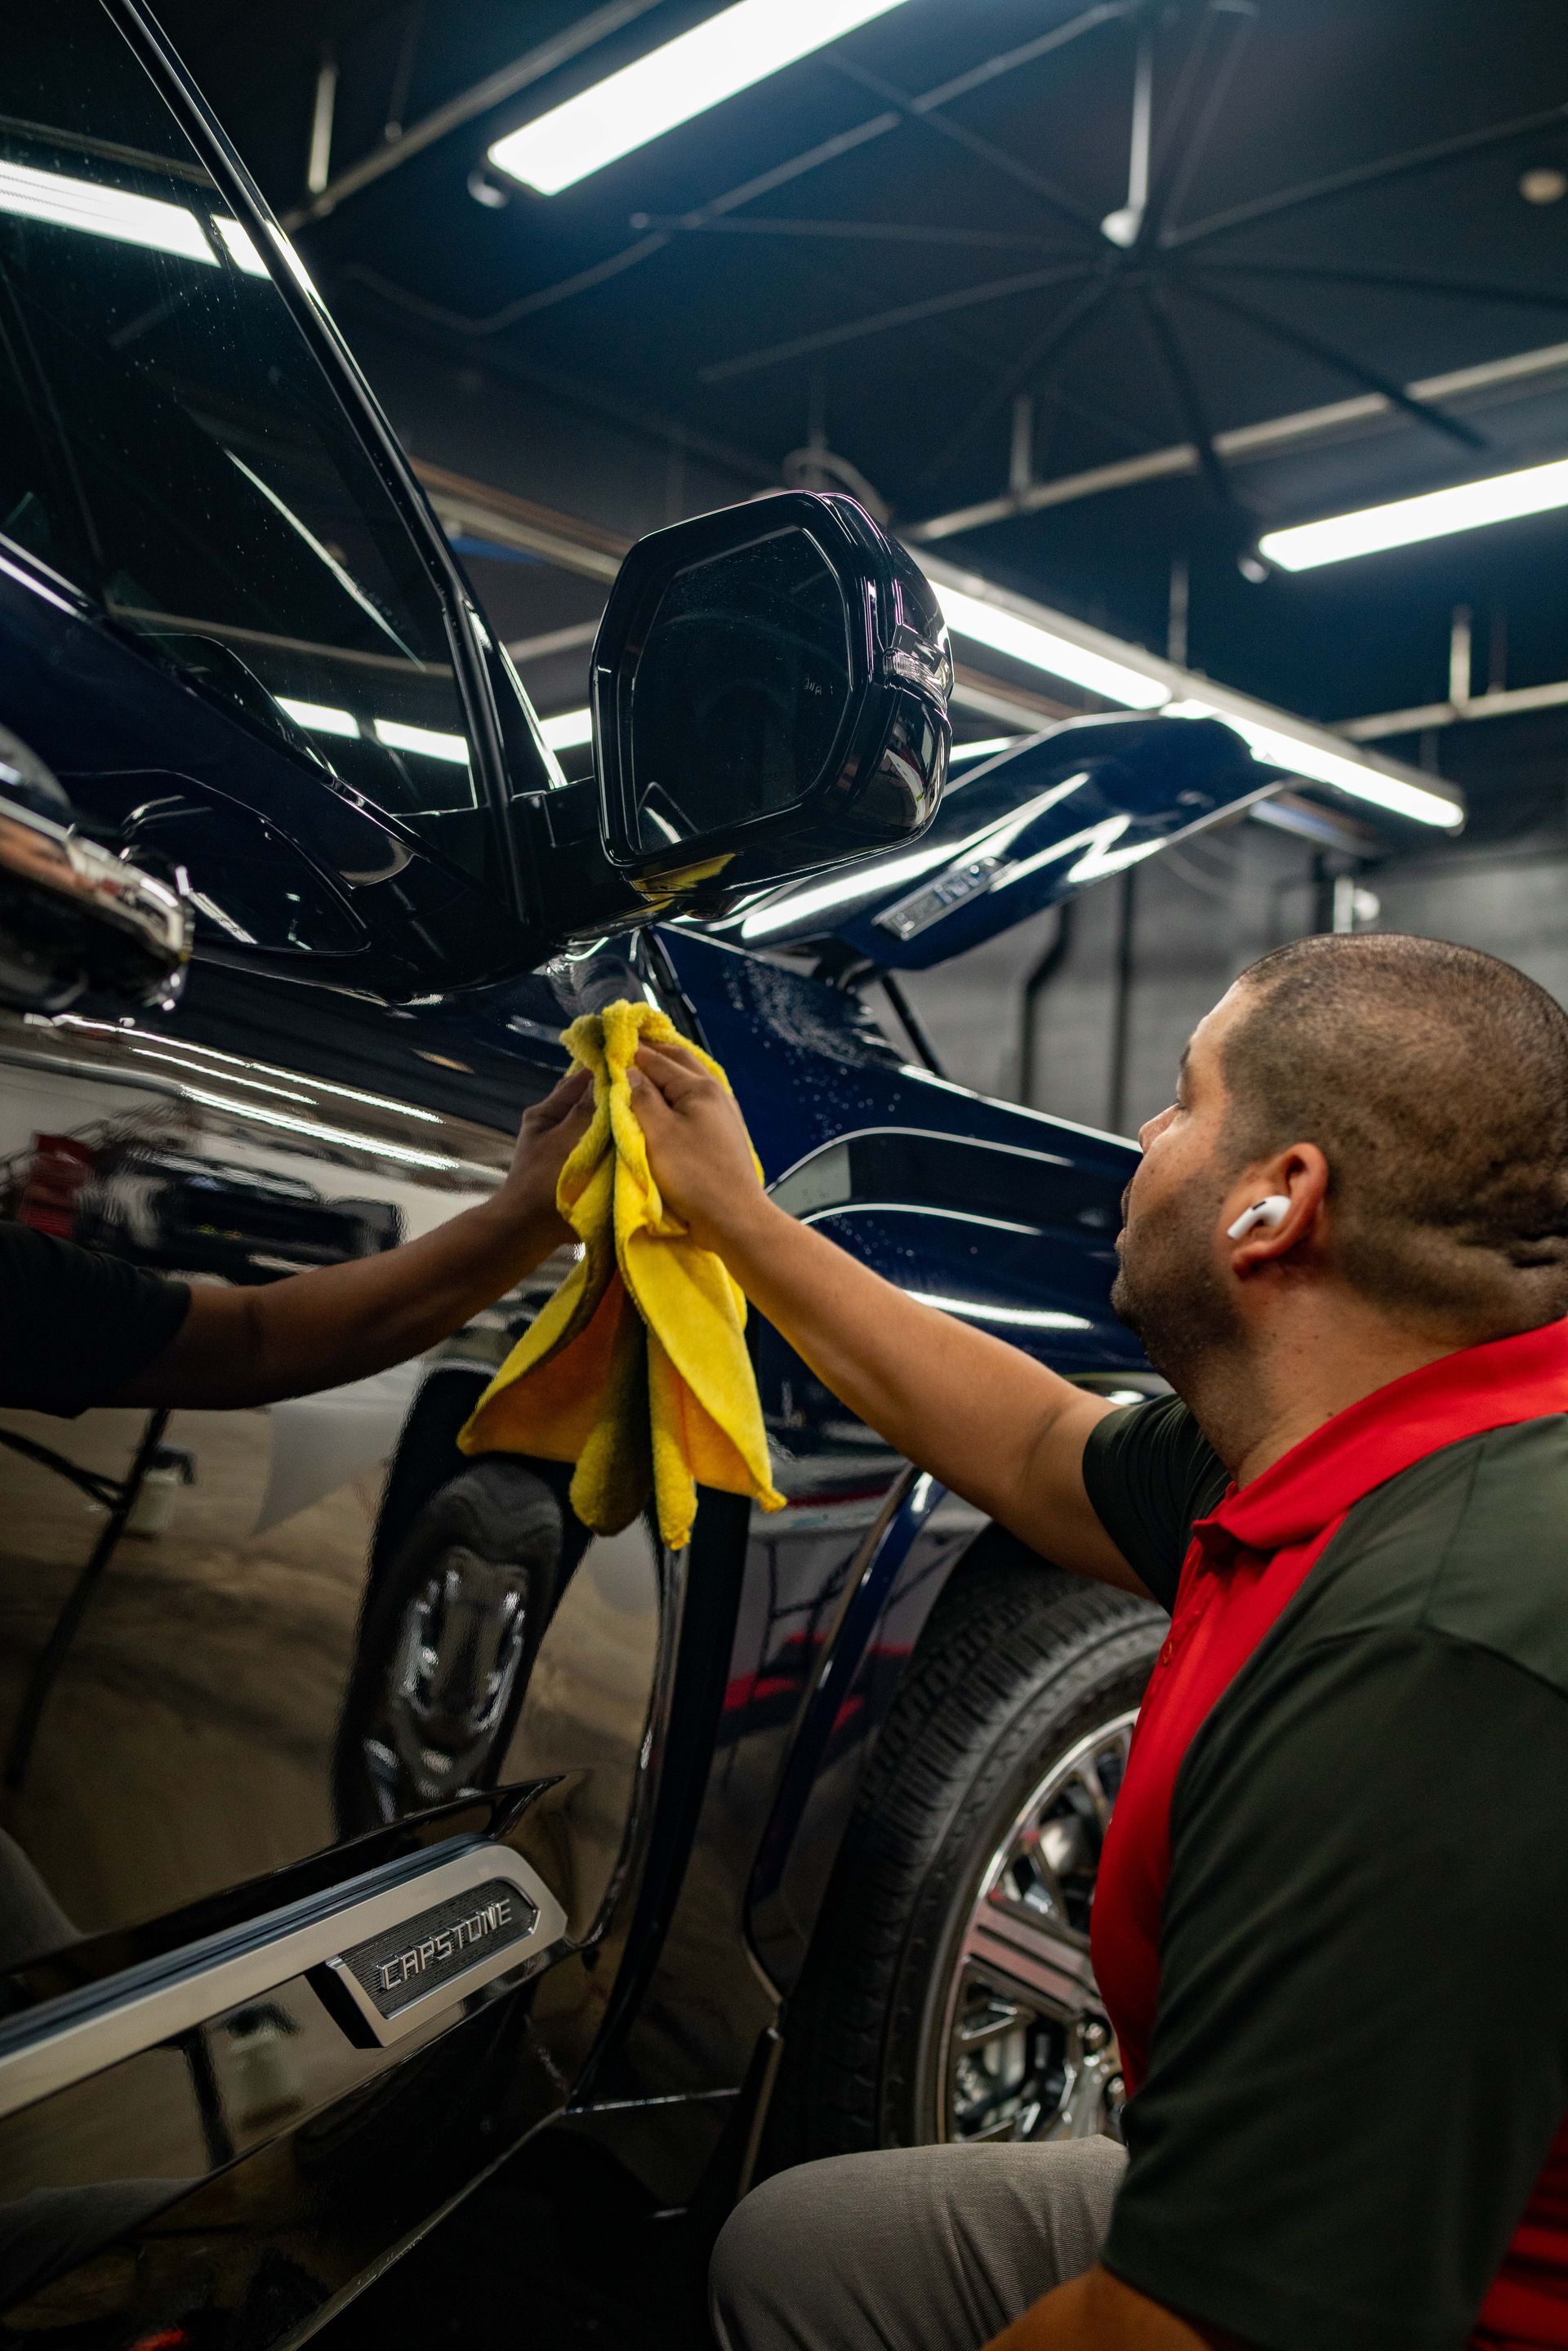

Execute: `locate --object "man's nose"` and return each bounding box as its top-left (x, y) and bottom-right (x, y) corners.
top-left (1138, 1104), bottom-right (1176, 1151)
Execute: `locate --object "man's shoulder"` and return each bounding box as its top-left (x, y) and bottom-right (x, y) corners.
top-left (1310, 1414), bottom-right (1568, 1698)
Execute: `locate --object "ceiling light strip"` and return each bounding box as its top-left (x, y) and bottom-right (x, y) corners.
top-left (920, 554), bottom-right (1463, 830)
top-left (1259, 454), bottom-right (1568, 571)
top-left (489, 0), bottom-right (915, 195)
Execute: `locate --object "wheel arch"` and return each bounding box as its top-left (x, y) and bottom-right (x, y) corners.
top-left (745, 1480), bottom-right (1072, 1999)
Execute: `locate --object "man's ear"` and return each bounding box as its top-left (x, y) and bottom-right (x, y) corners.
top-left (1223, 1145), bottom-right (1329, 1269)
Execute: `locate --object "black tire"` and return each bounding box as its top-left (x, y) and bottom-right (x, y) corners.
top-left (335, 1458), bottom-right (565, 1835)
top-left (766, 1545), bottom-right (1163, 2166)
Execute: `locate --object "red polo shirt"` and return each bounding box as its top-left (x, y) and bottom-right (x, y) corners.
top-left (1083, 1320), bottom-right (1568, 2351)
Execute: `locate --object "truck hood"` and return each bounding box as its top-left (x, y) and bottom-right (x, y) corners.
top-left (724, 711), bottom-right (1280, 970)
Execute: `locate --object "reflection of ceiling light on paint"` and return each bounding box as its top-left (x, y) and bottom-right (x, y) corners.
top-left (489, 0), bottom-right (914, 194)
top-left (742, 773), bottom-right (1091, 941)
top-left (1520, 166), bottom-right (1568, 204)
top-left (936, 584), bottom-right (1169, 711)
top-left (908, 1290), bottom-right (1091, 1331)
top-left (0, 158), bottom-right (216, 264)
top-left (540, 706), bottom-right (593, 750)
top-left (1160, 700), bottom-right (1462, 829)
top-left (372, 717), bottom-right (470, 764)
top-left (949, 736), bottom-right (1022, 764)
top-left (922, 558), bottom-right (1461, 831)
top-left (212, 215), bottom-right (269, 274)
top-left (1259, 455), bottom-right (1568, 572)
top-left (276, 695), bottom-right (359, 737)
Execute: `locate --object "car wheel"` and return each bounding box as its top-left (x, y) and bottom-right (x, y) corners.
top-left (766, 1547), bottom-right (1162, 2164)
top-left (336, 1458), bottom-right (564, 1833)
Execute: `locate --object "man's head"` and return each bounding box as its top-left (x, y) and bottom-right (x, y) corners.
top-left (1112, 932), bottom-right (1568, 1387)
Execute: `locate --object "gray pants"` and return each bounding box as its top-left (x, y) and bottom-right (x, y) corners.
top-left (710, 2139), bottom-right (1127, 2351)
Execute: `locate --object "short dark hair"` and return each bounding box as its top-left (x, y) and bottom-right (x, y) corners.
top-left (1221, 933), bottom-right (1568, 1328)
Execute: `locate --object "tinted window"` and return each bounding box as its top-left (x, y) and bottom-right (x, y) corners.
top-left (0, 6), bottom-right (488, 872)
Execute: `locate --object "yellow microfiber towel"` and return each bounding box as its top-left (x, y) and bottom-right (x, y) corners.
top-left (458, 1000), bottom-right (785, 1552)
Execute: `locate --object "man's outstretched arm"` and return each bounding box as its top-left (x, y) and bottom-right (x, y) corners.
top-left (630, 1044), bottom-right (1143, 1592)
top-left (110, 1068), bottom-right (592, 1410)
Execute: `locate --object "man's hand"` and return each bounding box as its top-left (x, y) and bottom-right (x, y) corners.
top-left (986, 2266), bottom-right (1248, 2351)
top-left (630, 1044), bottom-right (768, 1251)
top-left (629, 1042), bottom-right (1146, 1594)
top-left (110, 1069), bottom-right (595, 1412)
top-left (494, 1066), bottom-right (593, 1244)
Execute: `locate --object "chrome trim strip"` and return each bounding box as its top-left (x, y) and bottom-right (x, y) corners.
top-left (0, 1840), bottom-right (565, 2124)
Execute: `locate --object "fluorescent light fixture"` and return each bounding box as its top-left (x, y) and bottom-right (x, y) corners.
top-left (540, 706), bottom-right (593, 750)
top-left (275, 695), bottom-right (359, 738)
top-left (488, 0), bottom-right (913, 195)
top-left (372, 717), bottom-right (471, 764)
top-left (1161, 701), bottom-right (1462, 830)
top-left (212, 215), bottom-right (270, 276)
top-left (920, 556), bottom-right (1462, 831)
top-left (1260, 455), bottom-right (1568, 571)
top-left (0, 158), bottom-right (216, 265)
top-left (936, 584), bottom-right (1169, 712)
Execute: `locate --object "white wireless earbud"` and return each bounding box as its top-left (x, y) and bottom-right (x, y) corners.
top-left (1227, 1195), bottom-right (1292, 1241)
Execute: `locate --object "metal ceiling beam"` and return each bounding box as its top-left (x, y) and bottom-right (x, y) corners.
top-left (904, 336), bottom-right (1568, 541)
top-left (1161, 99), bottom-right (1568, 249)
top-left (346, 0), bottom-right (1124, 335)
top-left (281, 0), bottom-right (664, 227)
top-left (824, 52), bottom-right (1099, 234)
top-left (1178, 274), bottom-right (1485, 450)
top-left (920, 274), bottom-right (1115, 486)
top-left (630, 215), bottom-right (1078, 252)
top-left (412, 460), bottom-right (629, 581)
top-left (699, 263), bottom-right (1094, 384)
top-left (1201, 260), bottom-right (1568, 318)
top-left (1343, 678), bottom-right (1568, 741)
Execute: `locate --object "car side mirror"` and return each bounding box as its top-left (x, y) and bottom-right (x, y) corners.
top-left (590, 492), bottom-right (951, 916)
top-left (0, 731), bottom-right (191, 1015)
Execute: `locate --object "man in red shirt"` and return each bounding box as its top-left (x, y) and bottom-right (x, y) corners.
top-left (626, 931), bottom-right (1568, 2351)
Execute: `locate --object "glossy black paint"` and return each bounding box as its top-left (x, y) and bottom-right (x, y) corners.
top-left (734, 711), bottom-right (1280, 969)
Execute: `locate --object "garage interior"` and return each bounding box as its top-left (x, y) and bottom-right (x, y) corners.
top-left (156, 0), bottom-right (1568, 1144)
top-left (44, 3), bottom-right (1568, 2342)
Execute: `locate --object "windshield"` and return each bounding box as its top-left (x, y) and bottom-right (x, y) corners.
top-left (0, 5), bottom-right (488, 873)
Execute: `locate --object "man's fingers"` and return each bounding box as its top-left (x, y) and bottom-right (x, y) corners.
top-left (537, 1066), bottom-right (592, 1122)
top-left (634, 1043), bottom-right (713, 1103)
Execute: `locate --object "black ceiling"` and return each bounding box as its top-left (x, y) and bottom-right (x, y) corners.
top-left (154, 0), bottom-right (1568, 741)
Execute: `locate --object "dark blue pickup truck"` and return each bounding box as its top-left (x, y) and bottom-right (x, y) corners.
top-left (0, 7), bottom-right (1278, 2343)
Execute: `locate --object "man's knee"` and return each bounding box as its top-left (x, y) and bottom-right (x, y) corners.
top-left (710, 2157), bottom-right (879, 2351)
top-left (710, 2139), bottom-right (1127, 2351)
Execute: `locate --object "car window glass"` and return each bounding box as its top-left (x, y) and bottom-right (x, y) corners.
top-left (0, 5), bottom-right (488, 874)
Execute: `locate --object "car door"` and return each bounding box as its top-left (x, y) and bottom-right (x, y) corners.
top-left (0, 14), bottom-right (674, 2339)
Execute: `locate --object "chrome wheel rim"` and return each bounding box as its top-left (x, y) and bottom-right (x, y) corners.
top-left (935, 1712), bottom-right (1134, 2144)
top-left (363, 1543), bottom-right (531, 1814)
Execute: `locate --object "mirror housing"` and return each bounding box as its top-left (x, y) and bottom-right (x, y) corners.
top-left (0, 729), bottom-right (192, 1015)
top-left (590, 492), bottom-right (951, 918)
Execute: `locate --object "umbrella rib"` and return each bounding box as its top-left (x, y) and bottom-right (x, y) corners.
top-left (1164, 100), bottom-right (1568, 248)
top-left (699, 265), bottom-right (1096, 385)
top-left (1138, 283), bottom-right (1235, 510)
top-left (1195, 259), bottom-right (1568, 315)
top-left (919, 274), bottom-right (1117, 488)
top-left (1178, 274), bottom-right (1486, 449)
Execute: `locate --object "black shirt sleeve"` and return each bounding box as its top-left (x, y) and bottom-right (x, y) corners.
top-left (1080, 1395), bottom-right (1227, 1610)
top-left (1102, 1627), bottom-right (1568, 2351)
top-left (0, 1222), bottom-right (190, 1415)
